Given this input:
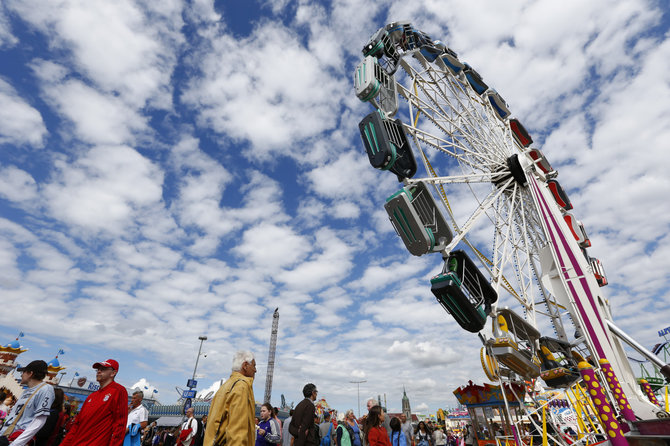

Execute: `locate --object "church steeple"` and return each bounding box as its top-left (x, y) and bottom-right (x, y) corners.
top-left (402, 386), bottom-right (412, 419)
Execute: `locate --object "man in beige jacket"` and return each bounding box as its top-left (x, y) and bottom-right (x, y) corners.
top-left (203, 351), bottom-right (256, 446)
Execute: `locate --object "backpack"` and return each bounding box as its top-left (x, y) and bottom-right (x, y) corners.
top-left (177, 419), bottom-right (193, 446)
top-left (194, 418), bottom-right (204, 444)
top-left (344, 424), bottom-right (357, 443)
top-left (319, 423), bottom-right (332, 446)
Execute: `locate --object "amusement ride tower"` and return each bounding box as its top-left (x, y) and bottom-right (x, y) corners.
top-left (264, 308), bottom-right (279, 404)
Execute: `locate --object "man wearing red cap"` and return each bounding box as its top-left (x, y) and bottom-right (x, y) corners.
top-left (61, 359), bottom-right (128, 446)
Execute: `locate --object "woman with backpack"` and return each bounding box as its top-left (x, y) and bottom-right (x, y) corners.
top-left (335, 411), bottom-right (361, 446)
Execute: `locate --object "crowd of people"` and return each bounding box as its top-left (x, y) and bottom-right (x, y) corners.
top-left (0, 351), bottom-right (467, 446)
top-left (194, 350), bottom-right (465, 446)
top-left (0, 357), bottom-right (134, 446)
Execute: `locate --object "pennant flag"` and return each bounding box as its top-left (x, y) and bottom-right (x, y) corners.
top-left (18, 332), bottom-right (24, 338)
top-left (74, 372), bottom-right (79, 376)
top-left (57, 349), bottom-right (65, 356)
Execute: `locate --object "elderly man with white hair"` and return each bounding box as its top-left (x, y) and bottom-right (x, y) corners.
top-left (203, 350), bottom-right (257, 446)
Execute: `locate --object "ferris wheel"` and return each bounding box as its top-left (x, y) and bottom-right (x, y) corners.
top-left (354, 21), bottom-right (669, 432)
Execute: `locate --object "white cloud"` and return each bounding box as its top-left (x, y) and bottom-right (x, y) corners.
top-left (277, 229), bottom-right (355, 292)
top-left (34, 73), bottom-right (149, 145)
top-left (414, 402), bottom-right (429, 413)
top-left (0, 165), bottom-right (38, 203)
top-left (351, 369), bottom-right (366, 379)
top-left (0, 7), bottom-right (17, 48)
top-left (44, 145), bottom-right (164, 234)
top-left (233, 222), bottom-right (311, 271)
top-left (387, 340), bottom-right (459, 367)
top-left (0, 79), bottom-right (47, 148)
top-left (349, 259), bottom-right (430, 292)
top-left (8, 0), bottom-right (182, 109)
top-left (129, 377), bottom-right (159, 399)
top-left (306, 151), bottom-right (378, 200)
top-left (182, 20), bottom-right (346, 159)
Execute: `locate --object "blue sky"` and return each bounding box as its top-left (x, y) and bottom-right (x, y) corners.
top-left (1, 0), bottom-right (669, 417)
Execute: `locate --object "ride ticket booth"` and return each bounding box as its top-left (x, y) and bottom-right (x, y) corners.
top-left (454, 381), bottom-right (527, 446)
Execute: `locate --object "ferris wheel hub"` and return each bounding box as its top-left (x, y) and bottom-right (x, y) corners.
top-left (492, 154), bottom-right (527, 189)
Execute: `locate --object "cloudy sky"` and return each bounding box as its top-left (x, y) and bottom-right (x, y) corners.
top-left (1, 0), bottom-right (669, 416)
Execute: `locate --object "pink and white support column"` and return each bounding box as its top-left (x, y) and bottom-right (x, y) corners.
top-left (578, 361), bottom-right (628, 445)
top-left (639, 379), bottom-right (660, 406)
top-left (599, 358), bottom-right (636, 423)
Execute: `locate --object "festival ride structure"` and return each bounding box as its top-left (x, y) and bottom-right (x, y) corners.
top-left (354, 21), bottom-right (670, 445)
top-left (0, 333), bottom-right (27, 378)
top-left (264, 308), bottom-right (280, 404)
top-left (631, 327), bottom-right (670, 393)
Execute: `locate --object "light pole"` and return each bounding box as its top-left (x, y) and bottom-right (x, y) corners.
top-left (191, 336), bottom-right (208, 385)
top-left (183, 336), bottom-right (207, 417)
top-left (58, 371), bottom-right (66, 384)
top-left (350, 380), bottom-right (367, 418)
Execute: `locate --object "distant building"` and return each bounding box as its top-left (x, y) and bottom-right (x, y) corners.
top-left (45, 351), bottom-right (66, 386)
top-left (0, 336), bottom-right (27, 377)
top-left (402, 387), bottom-right (412, 420)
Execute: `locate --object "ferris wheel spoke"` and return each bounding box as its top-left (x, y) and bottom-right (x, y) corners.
top-left (407, 172), bottom-right (503, 184)
top-left (510, 221), bottom-right (537, 324)
top-left (485, 188), bottom-right (542, 313)
top-left (432, 85), bottom-right (510, 160)
top-left (398, 66), bottom-right (512, 162)
top-left (400, 60), bottom-right (499, 151)
top-left (513, 189), bottom-right (569, 339)
top-left (406, 90), bottom-right (509, 163)
top-left (442, 179), bottom-right (513, 253)
top-left (400, 86), bottom-right (492, 158)
top-left (409, 126), bottom-right (506, 170)
top-left (489, 185), bottom-right (520, 300)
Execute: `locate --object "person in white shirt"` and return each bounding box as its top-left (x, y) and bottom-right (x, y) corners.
top-left (399, 414), bottom-right (413, 446)
top-left (180, 408), bottom-right (198, 446)
top-left (282, 410), bottom-right (294, 446)
top-left (125, 390), bottom-right (149, 446)
top-left (432, 427), bottom-right (446, 446)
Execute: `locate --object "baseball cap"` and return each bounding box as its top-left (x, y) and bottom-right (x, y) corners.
top-left (92, 359), bottom-right (119, 371)
top-left (17, 360), bottom-right (48, 374)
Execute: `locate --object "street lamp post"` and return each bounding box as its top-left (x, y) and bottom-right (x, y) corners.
top-left (183, 336), bottom-right (207, 417)
top-left (191, 336), bottom-right (208, 385)
top-left (350, 380), bottom-right (367, 418)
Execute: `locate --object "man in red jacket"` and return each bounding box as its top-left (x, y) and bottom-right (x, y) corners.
top-left (61, 359), bottom-right (128, 446)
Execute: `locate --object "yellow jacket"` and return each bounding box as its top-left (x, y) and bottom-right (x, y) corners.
top-left (203, 371), bottom-right (255, 446)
